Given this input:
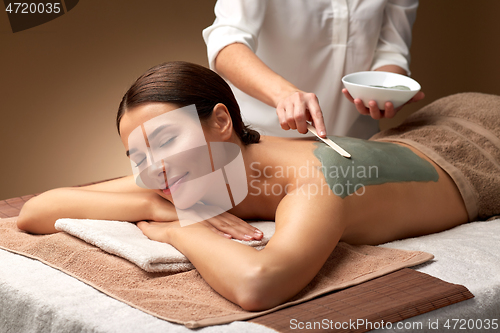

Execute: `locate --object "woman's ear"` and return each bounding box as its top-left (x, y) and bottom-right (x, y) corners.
top-left (210, 103), bottom-right (233, 141)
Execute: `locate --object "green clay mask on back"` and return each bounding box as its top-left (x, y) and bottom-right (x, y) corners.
top-left (313, 137), bottom-right (439, 198)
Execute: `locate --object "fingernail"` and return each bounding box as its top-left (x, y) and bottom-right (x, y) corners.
top-left (320, 131), bottom-right (326, 136)
top-left (223, 233), bottom-right (232, 239)
top-left (243, 234), bottom-right (252, 241)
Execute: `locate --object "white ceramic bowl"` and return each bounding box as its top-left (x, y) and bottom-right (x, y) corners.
top-left (342, 71), bottom-right (421, 109)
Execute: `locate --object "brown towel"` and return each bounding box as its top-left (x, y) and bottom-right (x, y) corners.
top-left (0, 217), bottom-right (432, 328)
top-left (372, 92), bottom-right (500, 220)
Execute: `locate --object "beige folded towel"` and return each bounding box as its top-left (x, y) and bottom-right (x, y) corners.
top-left (54, 218), bottom-right (275, 273)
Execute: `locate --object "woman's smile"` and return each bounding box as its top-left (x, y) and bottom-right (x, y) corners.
top-left (162, 172), bottom-right (189, 195)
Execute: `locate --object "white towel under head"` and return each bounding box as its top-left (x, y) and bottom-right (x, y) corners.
top-left (54, 219), bottom-right (275, 273)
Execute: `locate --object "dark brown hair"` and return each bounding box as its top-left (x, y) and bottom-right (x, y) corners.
top-left (117, 61), bottom-right (260, 145)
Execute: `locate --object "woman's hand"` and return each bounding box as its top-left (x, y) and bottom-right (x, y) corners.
top-left (148, 192), bottom-right (263, 241)
top-left (138, 212), bottom-right (264, 244)
top-left (198, 211), bottom-right (263, 241)
top-left (342, 88), bottom-right (425, 119)
top-left (137, 220), bottom-right (180, 244)
top-left (276, 90), bottom-right (327, 137)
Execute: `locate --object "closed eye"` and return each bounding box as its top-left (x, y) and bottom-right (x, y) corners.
top-left (133, 156), bottom-right (146, 168)
top-left (160, 136), bottom-right (176, 147)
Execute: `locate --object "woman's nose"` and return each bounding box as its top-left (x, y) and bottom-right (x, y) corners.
top-left (146, 159), bottom-right (170, 186)
top-left (147, 159), bottom-right (163, 177)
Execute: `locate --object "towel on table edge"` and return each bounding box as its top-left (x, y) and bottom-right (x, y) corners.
top-left (55, 219), bottom-right (275, 273)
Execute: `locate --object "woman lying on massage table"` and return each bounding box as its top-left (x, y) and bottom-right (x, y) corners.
top-left (17, 62), bottom-right (500, 311)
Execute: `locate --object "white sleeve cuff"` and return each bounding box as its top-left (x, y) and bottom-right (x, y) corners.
top-left (203, 25), bottom-right (257, 71)
top-left (370, 52), bottom-right (411, 76)
top-left (370, 0), bottom-right (418, 76)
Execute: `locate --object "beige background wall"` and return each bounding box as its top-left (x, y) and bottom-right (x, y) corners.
top-left (1, 0), bottom-right (499, 200)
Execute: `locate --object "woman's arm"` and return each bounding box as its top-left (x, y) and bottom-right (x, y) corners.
top-left (138, 185), bottom-right (346, 311)
top-left (17, 176), bottom-right (173, 234)
top-left (17, 176), bottom-right (263, 240)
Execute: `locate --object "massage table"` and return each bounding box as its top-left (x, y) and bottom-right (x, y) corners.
top-left (1, 194), bottom-right (499, 332)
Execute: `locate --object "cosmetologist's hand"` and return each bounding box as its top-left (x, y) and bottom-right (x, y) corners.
top-left (276, 90), bottom-right (327, 138)
top-left (342, 89), bottom-right (425, 120)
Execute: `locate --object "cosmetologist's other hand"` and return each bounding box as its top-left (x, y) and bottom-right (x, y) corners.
top-left (342, 88), bottom-right (425, 120)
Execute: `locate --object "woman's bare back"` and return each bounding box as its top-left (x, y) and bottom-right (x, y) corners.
top-left (231, 136), bottom-right (468, 245)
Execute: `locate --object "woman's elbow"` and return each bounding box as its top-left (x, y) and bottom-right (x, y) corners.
top-left (235, 264), bottom-right (284, 312)
top-left (16, 206), bottom-right (35, 232)
top-left (17, 199), bottom-right (57, 234)
top-left (237, 293), bottom-right (273, 312)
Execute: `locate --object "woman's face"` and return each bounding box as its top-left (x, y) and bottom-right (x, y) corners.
top-left (119, 103), bottom-right (216, 208)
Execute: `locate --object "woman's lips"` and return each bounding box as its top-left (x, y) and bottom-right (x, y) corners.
top-left (162, 172), bottom-right (188, 195)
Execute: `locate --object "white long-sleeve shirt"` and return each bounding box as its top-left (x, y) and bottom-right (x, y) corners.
top-left (203, 0), bottom-right (418, 139)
